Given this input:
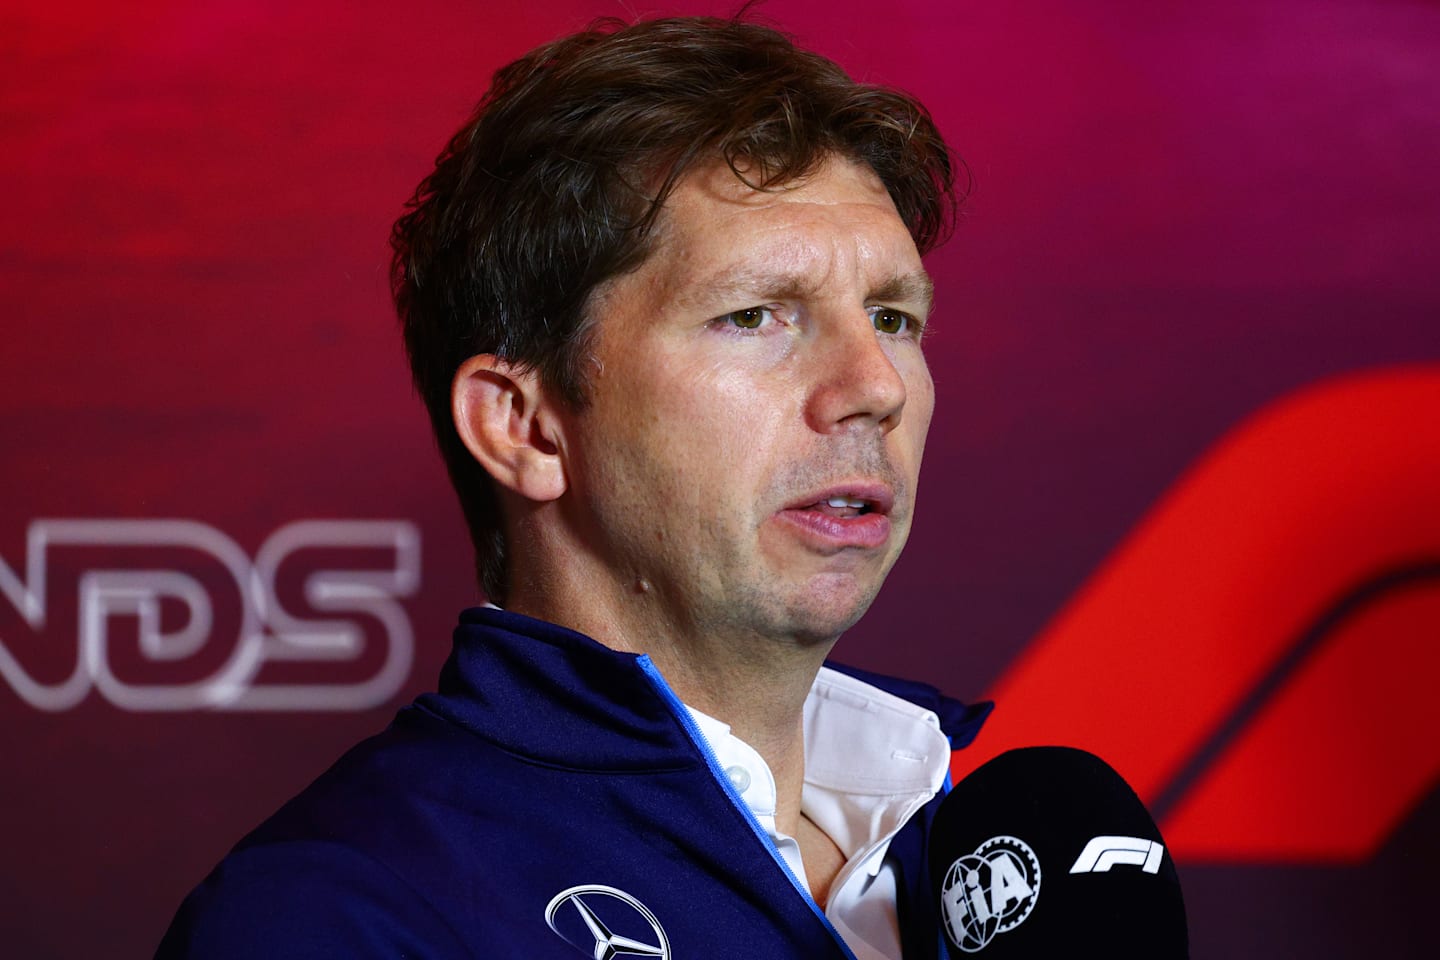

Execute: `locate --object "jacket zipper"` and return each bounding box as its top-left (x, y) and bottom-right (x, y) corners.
top-left (636, 655), bottom-right (860, 960)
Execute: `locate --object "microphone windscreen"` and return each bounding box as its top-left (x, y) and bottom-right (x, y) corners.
top-left (929, 746), bottom-right (1187, 958)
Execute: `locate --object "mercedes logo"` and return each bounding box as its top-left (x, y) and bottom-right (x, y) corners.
top-left (544, 884), bottom-right (671, 960)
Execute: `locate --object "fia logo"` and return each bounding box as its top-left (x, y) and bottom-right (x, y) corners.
top-left (938, 835), bottom-right (1041, 953)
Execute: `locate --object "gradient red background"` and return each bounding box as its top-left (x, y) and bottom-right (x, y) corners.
top-left (2, 1), bottom-right (1437, 956)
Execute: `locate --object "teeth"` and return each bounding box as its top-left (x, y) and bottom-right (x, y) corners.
top-left (826, 497), bottom-right (867, 509)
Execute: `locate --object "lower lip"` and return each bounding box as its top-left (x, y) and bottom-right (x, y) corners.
top-left (775, 509), bottom-right (892, 550)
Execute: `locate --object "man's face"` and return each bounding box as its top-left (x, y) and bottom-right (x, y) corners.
top-left (556, 157), bottom-right (935, 646)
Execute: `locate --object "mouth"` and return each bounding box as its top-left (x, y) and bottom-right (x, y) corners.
top-left (785, 483), bottom-right (896, 517)
top-left (812, 496), bottom-right (875, 519)
top-left (775, 484), bottom-right (896, 551)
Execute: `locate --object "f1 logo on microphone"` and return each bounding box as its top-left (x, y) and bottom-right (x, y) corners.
top-left (1069, 836), bottom-right (1165, 875)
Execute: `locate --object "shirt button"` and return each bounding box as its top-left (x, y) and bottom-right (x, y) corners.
top-left (725, 765), bottom-right (752, 793)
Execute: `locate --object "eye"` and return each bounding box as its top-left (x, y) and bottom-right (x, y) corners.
top-left (869, 306), bottom-right (918, 336)
top-left (719, 306), bottom-right (774, 330)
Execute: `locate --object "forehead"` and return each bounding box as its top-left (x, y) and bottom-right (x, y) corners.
top-left (625, 157), bottom-right (927, 309)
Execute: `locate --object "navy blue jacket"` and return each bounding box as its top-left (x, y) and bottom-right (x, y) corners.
top-left (157, 608), bottom-right (990, 958)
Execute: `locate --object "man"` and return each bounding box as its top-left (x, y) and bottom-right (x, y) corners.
top-left (159, 15), bottom-right (989, 959)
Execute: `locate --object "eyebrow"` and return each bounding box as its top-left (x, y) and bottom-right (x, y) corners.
top-left (871, 272), bottom-right (935, 313)
top-left (678, 267), bottom-right (935, 314)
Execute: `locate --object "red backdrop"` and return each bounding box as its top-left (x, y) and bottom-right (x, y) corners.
top-left (2, 1), bottom-right (1437, 956)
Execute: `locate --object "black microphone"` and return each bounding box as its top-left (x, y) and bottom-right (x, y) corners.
top-left (928, 746), bottom-right (1187, 957)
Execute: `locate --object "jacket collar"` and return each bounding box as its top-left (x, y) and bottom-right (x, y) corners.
top-left (422, 606), bottom-right (702, 772)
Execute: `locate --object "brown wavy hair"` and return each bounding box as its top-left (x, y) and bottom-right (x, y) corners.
top-left (391, 14), bottom-right (966, 602)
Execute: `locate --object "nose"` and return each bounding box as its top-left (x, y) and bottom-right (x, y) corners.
top-left (805, 310), bottom-right (909, 434)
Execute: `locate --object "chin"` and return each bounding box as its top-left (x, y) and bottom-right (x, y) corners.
top-left (778, 572), bottom-right (886, 645)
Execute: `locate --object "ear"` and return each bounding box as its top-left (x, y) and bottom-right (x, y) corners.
top-left (452, 355), bottom-right (567, 503)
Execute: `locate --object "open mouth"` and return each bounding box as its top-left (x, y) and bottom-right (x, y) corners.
top-left (787, 483), bottom-right (894, 518)
top-left (808, 496), bottom-right (875, 519)
top-left (776, 486), bottom-right (894, 550)
top-left (783, 480), bottom-right (892, 546)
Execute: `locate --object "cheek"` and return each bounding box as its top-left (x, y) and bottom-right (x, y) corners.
top-left (681, 358), bottom-right (798, 436)
top-left (596, 364), bottom-right (776, 490)
top-left (901, 357), bottom-right (936, 443)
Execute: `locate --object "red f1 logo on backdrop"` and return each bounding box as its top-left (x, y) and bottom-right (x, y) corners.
top-left (954, 365), bottom-right (1440, 864)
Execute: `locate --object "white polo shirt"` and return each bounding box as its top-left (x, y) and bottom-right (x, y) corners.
top-left (686, 666), bottom-right (952, 960)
